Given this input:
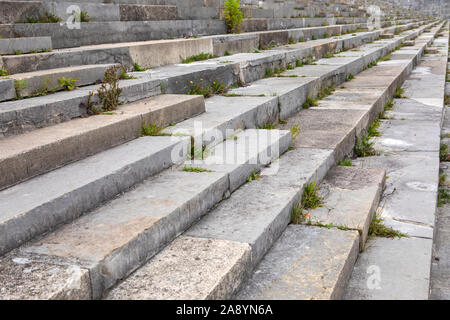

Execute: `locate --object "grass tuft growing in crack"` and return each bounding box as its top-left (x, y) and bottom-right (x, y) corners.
top-left (354, 135), bottom-right (376, 157)
top-left (291, 182), bottom-right (323, 223)
top-left (369, 212), bottom-right (408, 238)
top-left (339, 158), bottom-right (353, 166)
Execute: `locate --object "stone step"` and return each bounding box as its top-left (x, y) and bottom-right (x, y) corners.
top-left (236, 225), bottom-right (360, 300)
top-left (0, 21), bottom-right (412, 74)
top-left (3, 64), bottom-right (119, 100)
top-left (0, 21), bottom-right (425, 138)
top-left (103, 21), bottom-right (445, 301)
top-left (0, 128), bottom-right (291, 299)
top-left (0, 37), bottom-right (52, 55)
top-left (299, 166), bottom-right (386, 249)
top-left (0, 134), bottom-right (190, 256)
top-left (0, 94), bottom-right (204, 190)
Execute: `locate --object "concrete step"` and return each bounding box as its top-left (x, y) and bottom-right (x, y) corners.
top-left (0, 128), bottom-right (291, 299)
top-left (0, 134), bottom-right (190, 256)
top-left (299, 166), bottom-right (386, 249)
top-left (0, 37), bottom-right (52, 55)
top-left (344, 23), bottom-right (448, 300)
top-left (236, 225), bottom-right (360, 300)
top-left (3, 64), bottom-right (120, 100)
top-left (0, 21), bottom-right (414, 74)
top-left (0, 94), bottom-right (204, 190)
top-left (0, 21), bottom-right (425, 138)
top-left (103, 21), bottom-right (446, 301)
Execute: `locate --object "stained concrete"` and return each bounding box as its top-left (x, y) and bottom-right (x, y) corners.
top-left (343, 237), bottom-right (433, 300)
top-left (305, 166), bottom-right (386, 248)
top-left (106, 236), bottom-right (251, 300)
top-left (236, 225), bottom-right (360, 300)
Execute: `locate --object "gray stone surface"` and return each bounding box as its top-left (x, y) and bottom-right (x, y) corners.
top-left (106, 236), bottom-right (251, 300)
top-left (0, 251), bottom-right (91, 300)
top-left (186, 147), bottom-right (335, 266)
top-left (0, 79), bottom-right (15, 102)
top-left (343, 237), bottom-right (433, 300)
top-left (119, 4), bottom-right (177, 21)
top-left (0, 75), bottom-right (161, 137)
top-left (236, 225), bottom-right (360, 300)
top-left (0, 136), bottom-right (190, 256)
top-left (20, 128), bottom-right (287, 299)
top-left (0, 1), bottom-right (42, 24)
top-left (305, 166), bottom-right (386, 248)
top-left (9, 64), bottom-right (118, 98)
top-left (0, 37), bottom-right (52, 55)
top-left (0, 94), bottom-right (204, 189)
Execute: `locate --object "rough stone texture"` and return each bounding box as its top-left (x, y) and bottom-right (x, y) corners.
top-left (0, 76), bottom-right (161, 138)
top-left (0, 1), bottom-right (42, 24)
top-left (43, 2), bottom-right (120, 22)
top-left (0, 37), bottom-right (52, 55)
top-left (0, 79), bottom-right (15, 102)
top-left (0, 136), bottom-right (190, 256)
top-left (280, 108), bottom-right (369, 163)
top-left (0, 251), bottom-right (91, 300)
top-left (343, 237), bottom-right (433, 300)
top-left (305, 166), bottom-right (386, 248)
top-left (21, 129), bottom-right (287, 299)
top-left (9, 64), bottom-right (118, 98)
top-left (0, 94), bottom-right (204, 190)
top-left (106, 236), bottom-right (251, 300)
top-left (236, 225), bottom-right (360, 300)
top-left (186, 147), bottom-right (335, 267)
top-left (119, 4), bottom-right (178, 21)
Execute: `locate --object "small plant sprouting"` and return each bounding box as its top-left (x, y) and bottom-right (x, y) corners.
top-left (141, 122), bottom-right (163, 136)
top-left (0, 68), bottom-right (8, 76)
top-left (96, 65), bottom-right (123, 112)
top-left (181, 52), bottom-right (217, 64)
top-left (26, 12), bottom-right (61, 23)
top-left (133, 63), bottom-right (147, 72)
top-left (339, 158), bottom-right (353, 166)
top-left (14, 79), bottom-right (28, 98)
top-left (354, 135), bottom-right (376, 157)
top-left (247, 171), bottom-right (260, 182)
top-left (369, 212), bottom-right (407, 238)
top-left (291, 182), bottom-right (324, 224)
top-left (368, 118), bottom-right (381, 137)
top-left (57, 76), bottom-right (79, 91)
top-left (394, 87), bottom-right (405, 98)
top-left (345, 74), bottom-right (354, 82)
top-left (290, 125), bottom-right (300, 140)
top-left (440, 144), bottom-right (450, 162)
top-left (302, 96), bottom-right (318, 109)
top-left (438, 188), bottom-right (450, 207)
top-left (182, 166), bottom-right (213, 173)
top-left (384, 99), bottom-right (394, 111)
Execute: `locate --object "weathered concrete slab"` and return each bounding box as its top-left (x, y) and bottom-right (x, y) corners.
top-left (0, 94), bottom-right (204, 190)
top-left (119, 4), bottom-right (178, 21)
top-left (162, 96), bottom-right (279, 148)
top-left (186, 147), bottom-right (335, 266)
top-left (386, 98), bottom-right (442, 122)
top-left (0, 75), bottom-right (161, 137)
top-left (373, 119), bottom-right (441, 153)
top-left (21, 128), bottom-right (288, 299)
top-left (355, 153), bottom-right (439, 228)
top-left (0, 136), bottom-right (190, 256)
top-left (0, 79), bottom-right (15, 102)
top-left (279, 108), bottom-right (369, 163)
top-left (0, 37), bottom-right (52, 55)
top-left (106, 236), bottom-right (251, 300)
top-left (227, 76), bottom-right (317, 120)
top-left (0, 1), bottom-right (41, 24)
top-left (0, 251), bottom-right (91, 300)
top-left (304, 166), bottom-right (386, 248)
top-left (9, 64), bottom-right (119, 98)
top-left (343, 237), bottom-right (432, 300)
top-left (236, 225), bottom-right (359, 300)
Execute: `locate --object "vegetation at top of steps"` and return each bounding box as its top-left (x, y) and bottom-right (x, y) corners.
top-left (181, 53), bottom-right (217, 64)
top-left (369, 212), bottom-right (408, 238)
top-left (291, 182), bottom-right (324, 224)
top-left (224, 0), bottom-right (243, 34)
